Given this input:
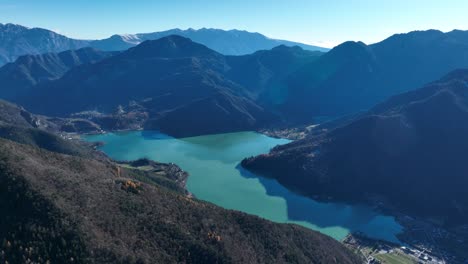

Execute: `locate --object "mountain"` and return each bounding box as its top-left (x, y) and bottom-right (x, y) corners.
top-left (226, 45), bottom-right (323, 104)
top-left (90, 28), bottom-right (329, 54)
top-left (242, 69), bottom-right (468, 225)
top-left (0, 47), bottom-right (113, 100)
top-left (19, 35), bottom-right (278, 137)
top-left (279, 29), bottom-right (468, 122)
top-left (0, 117), bottom-right (360, 263)
top-left (90, 33), bottom-right (141, 51)
top-left (0, 23), bottom-right (89, 66)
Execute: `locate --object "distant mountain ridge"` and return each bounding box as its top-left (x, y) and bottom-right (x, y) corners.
top-left (0, 23), bottom-right (328, 66)
top-left (90, 27), bottom-right (329, 54)
top-left (0, 23), bottom-right (90, 66)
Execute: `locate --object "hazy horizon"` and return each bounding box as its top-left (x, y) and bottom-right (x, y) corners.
top-left (0, 0), bottom-right (466, 48)
top-left (1, 21), bottom-right (464, 49)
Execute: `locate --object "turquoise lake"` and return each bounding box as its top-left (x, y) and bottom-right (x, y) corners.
top-left (85, 130), bottom-right (402, 242)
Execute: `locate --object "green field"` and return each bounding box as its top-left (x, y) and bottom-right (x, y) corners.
top-left (375, 252), bottom-right (416, 264)
top-left (119, 163), bottom-right (154, 171)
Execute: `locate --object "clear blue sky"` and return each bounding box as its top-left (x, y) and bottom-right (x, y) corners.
top-left (0, 0), bottom-right (466, 48)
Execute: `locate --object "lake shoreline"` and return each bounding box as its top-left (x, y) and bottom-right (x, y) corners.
top-left (83, 130), bottom-right (403, 244)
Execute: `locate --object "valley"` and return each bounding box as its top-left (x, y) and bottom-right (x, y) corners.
top-left (1, 12), bottom-right (468, 263)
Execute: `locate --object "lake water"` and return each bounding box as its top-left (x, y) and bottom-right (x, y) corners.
top-left (85, 130), bottom-right (402, 242)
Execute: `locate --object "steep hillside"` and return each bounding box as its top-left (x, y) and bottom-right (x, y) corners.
top-left (0, 99), bottom-right (94, 155)
top-left (0, 98), bottom-right (103, 133)
top-left (242, 69), bottom-right (468, 225)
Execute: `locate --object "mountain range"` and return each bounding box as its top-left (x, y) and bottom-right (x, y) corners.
top-left (0, 23), bottom-right (327, 66)
top-left (242, 69), bottom-right (468, 225)
top-left (90, 27), bottom-right (329, 54)
top-left (17, 36), bottom-right (275, 136)
top-left (4, 23), bottom-right (468, 128)
top-left (280, 29), bottom-right (468, 121)
top-left (13, 36), bottom-right (323, 137)
top-left (3, 28), bottom-right (468, 136)
top-left (0, 23), bottom-right (89, 66)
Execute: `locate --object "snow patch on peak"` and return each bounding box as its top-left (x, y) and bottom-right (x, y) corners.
top-left (119, 34), bottom-right (141, 44)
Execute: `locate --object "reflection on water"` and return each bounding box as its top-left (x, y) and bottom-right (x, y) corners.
top-left (85, 130), bottom-right (402, 242)
top-left (238, 165), bottom-right (402, 242)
